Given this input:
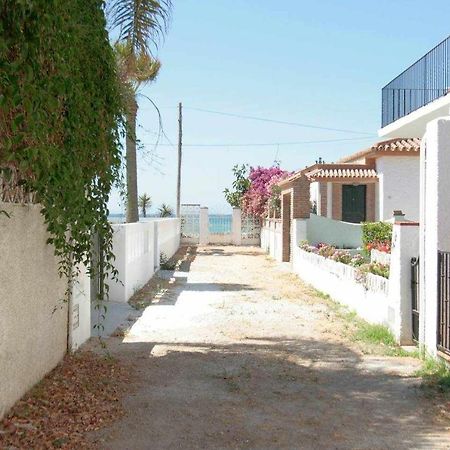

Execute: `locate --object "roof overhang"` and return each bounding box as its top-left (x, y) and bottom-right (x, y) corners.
top-left (304, 164), bottom-right (378, 182)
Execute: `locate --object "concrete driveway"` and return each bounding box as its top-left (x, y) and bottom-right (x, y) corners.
top-left (90, 246), bottom-right (450, 450)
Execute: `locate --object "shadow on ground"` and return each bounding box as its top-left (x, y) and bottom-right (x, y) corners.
top-left (90, 336), bottom-right (446, 450)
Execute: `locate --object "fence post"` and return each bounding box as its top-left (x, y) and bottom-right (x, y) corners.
top-left (420, 116), bottom-right (450, 356)
top-left (389, 221), bottom-right (419, 345)
top-left (199, 207), bottom-right (209, 246)
top-left (232, 208), bottom-right (242, 246)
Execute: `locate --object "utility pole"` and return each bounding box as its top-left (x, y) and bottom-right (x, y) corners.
top-left (176, 102), bottom-right (182, 217)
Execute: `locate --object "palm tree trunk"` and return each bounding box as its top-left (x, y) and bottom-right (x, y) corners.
top-left (126, 97), bottom-right (139, 223)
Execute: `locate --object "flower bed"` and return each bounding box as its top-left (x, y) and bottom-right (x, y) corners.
top-left (299, 242), bottom-right (390, 279)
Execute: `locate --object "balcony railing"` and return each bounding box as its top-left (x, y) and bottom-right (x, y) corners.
top-left (381, 35), bottom-right (450, 128)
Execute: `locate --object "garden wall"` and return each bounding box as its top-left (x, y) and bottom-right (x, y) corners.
top-left (0, 203), bottom-right (68, 419)
top-left (261, 219), bottom-right (282, 262)
top-left (292, 247), bottom-right (396, 332)
top-left (306, 214), bottom-right (363, 248)
top-left (109, 218), bottom-right (181, 303)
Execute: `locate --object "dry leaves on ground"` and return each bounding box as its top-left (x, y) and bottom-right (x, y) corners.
top-left (0, 350), bottom-right (128, 449)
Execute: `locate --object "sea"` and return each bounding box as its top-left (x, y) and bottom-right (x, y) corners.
top-left (108, 213), bottom-right (233, 234)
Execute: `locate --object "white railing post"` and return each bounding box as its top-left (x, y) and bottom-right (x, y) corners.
top-left (232, 207), bottom-right (242, 246)
top-left (389, 221), bottom-right (419, 344)
top-left (199, 207), bottom-right (209, 246)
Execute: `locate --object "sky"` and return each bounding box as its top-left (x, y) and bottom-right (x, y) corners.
top-left (108, 0), bottom-right (450, 214)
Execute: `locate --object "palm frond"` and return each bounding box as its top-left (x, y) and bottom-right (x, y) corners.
top-left (108, 0), bottom-right (172, 55)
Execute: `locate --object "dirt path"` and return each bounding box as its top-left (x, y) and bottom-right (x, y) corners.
top-left (90, 246), bottom-right (450, 449)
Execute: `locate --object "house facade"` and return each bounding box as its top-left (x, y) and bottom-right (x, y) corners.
top-left (308, 138), bottom-right (421, 223)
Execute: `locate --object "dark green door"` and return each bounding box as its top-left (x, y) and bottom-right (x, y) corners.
top-left (342, 185), bottom-right (366, 223)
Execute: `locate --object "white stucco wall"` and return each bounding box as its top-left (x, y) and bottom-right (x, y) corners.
top-left (292, 247), bottom-right (396, 333)
top-left (306, 214), bottom-right (363, 249)
top-left (0, 203), bottom-right (68, 419)
top-left (419, 117), bottom-right (450, 357)
top-left (261, 220), bottom-right (282, 262)
top-left (155, 218), bottom-right (181, 260)
top-left (70, 265), bottom-right (91, 351)
top-left (376, 156), bottom-right (420, 221)
top-left (109, 219), bottom-right (181, 303)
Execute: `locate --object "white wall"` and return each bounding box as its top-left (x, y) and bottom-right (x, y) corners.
top-left (376, 156), bottom-right (420, 221)
top-left (419, 117), bottom-right (450, 357)
top-left (109, 219), bottom-right (181, 303)
top-left (0, 203), bottom-right (68, 419)
top-left (292, 247), bottom-right (395, 332)
top-left (155, 218), bottom-right (181, 260)
top-left (70, 265), bottom-right (91, 351)
top-left (261, 220), bottom-right (282, 262)
top-left (306, 214), bottom-right (363, 249)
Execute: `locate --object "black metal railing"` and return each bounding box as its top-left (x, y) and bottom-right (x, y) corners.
top-left (382, 35), bottom-right (450, 127)
top-left (411, 257), bottom-right (420, 342)
top-left (438, 251), bottom-right (450, 355)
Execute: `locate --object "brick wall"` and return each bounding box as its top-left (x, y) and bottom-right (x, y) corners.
top-left (366, 183), bottom-right (376, 222)
top-left (319, 182), bottom-right (327, 217)
top-left (332, 184), bottom-right (342, 220)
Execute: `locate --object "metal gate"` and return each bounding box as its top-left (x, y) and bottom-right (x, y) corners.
top-left (180, 204), bottom-right (200, 244)
top-left (438, 251), bottom-right (450, 356)
top-left (411, 257), bottom-right (420, 342)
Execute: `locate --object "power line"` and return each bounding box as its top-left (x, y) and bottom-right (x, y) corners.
top-left (141, 136), bottom-right (375, 148)
top-left (183, 106), bottom-right (375, 136)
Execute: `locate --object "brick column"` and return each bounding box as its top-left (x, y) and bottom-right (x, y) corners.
top-left (332, 184), bottom-right (342, 220)
top-left (292, 176), bottom-right (311, 219)
top-left (366, 183), bottom-right (376, 222)
top-left (319, 182), bottom-right (327, 217)
top-left (281, 192), bottom-right (291, 262)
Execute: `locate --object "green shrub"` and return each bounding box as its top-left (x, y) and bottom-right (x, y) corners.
top-left (361, 222), bottom-right (393, 254)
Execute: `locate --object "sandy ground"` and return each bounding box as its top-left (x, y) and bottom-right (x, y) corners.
top-left (90, 246), bottom-right (450, 450)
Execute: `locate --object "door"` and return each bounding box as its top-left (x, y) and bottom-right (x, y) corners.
top-left (342, 185), bottom-right (366, 223)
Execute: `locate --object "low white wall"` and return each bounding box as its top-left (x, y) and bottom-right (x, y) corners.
top-left (371, 249), bottom-right (391, 265)
top-left (306, 214), bottom-right (362, 248)
top-left (155, 218), bottom-right (181, 260)
top-left (0, 203), bottom-right (68, 419)
top-left (109, 218), bottom-right (181, 303)
top-left (292, 247), bottom-right (404, 339)
top-left (261, 219), bottom-right (282, 261)
top-left (208, 233), bottom-right (233, 245)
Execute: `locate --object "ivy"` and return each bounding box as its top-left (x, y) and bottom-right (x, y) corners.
top-left (0, 1), bottom-right (125, 304)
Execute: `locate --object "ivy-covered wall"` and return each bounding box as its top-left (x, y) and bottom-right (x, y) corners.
top-left (0, 0), bottom-right (124, 287)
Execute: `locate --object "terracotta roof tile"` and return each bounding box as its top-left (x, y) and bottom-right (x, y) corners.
top-left (306, 165), bottom-right (377, 181)
top-left (339, 137), bottom-right (421, 163)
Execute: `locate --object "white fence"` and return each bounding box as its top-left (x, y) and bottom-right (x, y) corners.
top-left (292, 248), bottom-right (394, 331)
top-left (181, 207), bottom-right (261, 246)
top-left (108, 218), bottom-right (181, 303)
top-left (261, 219), bottom-right (282, 261)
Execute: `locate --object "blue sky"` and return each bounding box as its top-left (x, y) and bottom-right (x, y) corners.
top-left (109, 0), bottom-right (450, 214)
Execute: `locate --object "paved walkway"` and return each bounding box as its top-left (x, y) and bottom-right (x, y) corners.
top-left (91, 246), bottom-right (450, 450)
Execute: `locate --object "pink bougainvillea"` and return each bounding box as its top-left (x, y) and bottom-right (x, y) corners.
top-left (241, 166), bottom-right (291, 218)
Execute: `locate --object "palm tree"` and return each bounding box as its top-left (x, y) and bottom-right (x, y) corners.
top-left (158, 203), bottom-right (174, 217)
top-left (107, 1), bottom-right (172, 223)
top-left (115, 42), bottom-right (161, 222)
top-left (138, 193), bottom-right (152, 217)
